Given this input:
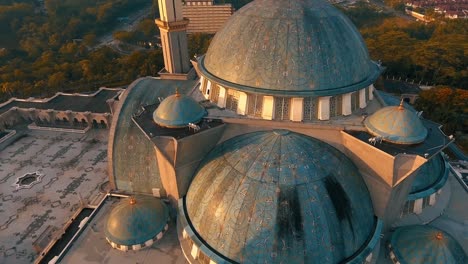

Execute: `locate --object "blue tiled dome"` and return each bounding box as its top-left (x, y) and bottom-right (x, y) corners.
top-left (410, 154), bottom-right (448, 199)
top-left (153, 91), bottom-right (206, 128)
top-left (185, 130), bottom-right (378, 263)
top-left (105, 196), bottom-right (169, 246)
top-left (390, 225), bottom-right (467, 264)
top-left (364, 103), bottom-right (427, 144)
top-left (199, 0), bottom-right (381, 96)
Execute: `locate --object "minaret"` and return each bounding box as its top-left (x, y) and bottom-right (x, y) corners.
top-left (155, 0), bottom-right (194, 80)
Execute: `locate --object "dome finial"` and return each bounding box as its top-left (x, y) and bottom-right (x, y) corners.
top-left (175, 87), bottom-right (180, 97)
top-left (129, 196), bottom-right (137, 205)
top-left (398, 99), bottom-right (405, 110)
top-left (435, 232), bottom-right (444, 240)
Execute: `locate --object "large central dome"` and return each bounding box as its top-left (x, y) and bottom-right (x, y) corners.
top-left (183, 130), bottom-right (380, 263)
top-left (199, 0), bottom-right (381, 96)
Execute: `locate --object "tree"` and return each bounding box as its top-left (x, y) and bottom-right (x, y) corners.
top-left (47, 72), bottom-right (66, 92)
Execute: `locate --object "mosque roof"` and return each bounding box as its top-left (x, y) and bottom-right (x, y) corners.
top-left (409, 153), bottom-right (448, 199)
top-left (104, 196), bottom-right (169, 246)
top-left (0, 88), bottom-right (121, 115)
top-left (390, 225), bottom-right (467, 264)
top-left (153, 90), bottom-right (206, 128)
top-left (199, 0), bottom-right (381, 96)
top-left (364, 102), bottom-right (428, 144)
top-left (185, 130), bottom-right (377, 263)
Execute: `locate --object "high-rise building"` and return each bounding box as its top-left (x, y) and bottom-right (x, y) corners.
top-left (182, 0), bottom-right (235, 34)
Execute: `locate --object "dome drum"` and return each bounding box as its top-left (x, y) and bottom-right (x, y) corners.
top-left (198, 76), bottom-right (375, 121)
top-left (401, 154), bottom-right (449, 216)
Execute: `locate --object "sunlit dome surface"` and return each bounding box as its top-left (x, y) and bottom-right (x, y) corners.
top-left (390, 225), bottom-right (467, 264)
top-left (185, 130), bottom-right (378, 263)
top-left (199, 0), bottom-right (381, 96)
top-left (105, 196), bottom-right (169, 247)
top-left (364, 103), bottom-right (428, 144)
top-left (153, 91), bottom-right (206, 128)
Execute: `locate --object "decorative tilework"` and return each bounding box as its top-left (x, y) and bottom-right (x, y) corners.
top-left (200, 0), bottom-right (381, 97)
top-left (185, 130), bottom-right (377, 263)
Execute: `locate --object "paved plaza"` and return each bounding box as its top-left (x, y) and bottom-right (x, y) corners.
top-left (0, 129), bottom-right (109, 264)
top-left (61, 197), bottom-right (187, 264)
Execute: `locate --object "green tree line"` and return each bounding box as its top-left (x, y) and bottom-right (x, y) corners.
top-left (0, 0), bottom-right (161, 101)
top-left (342, 3), bottom-right (467, 88)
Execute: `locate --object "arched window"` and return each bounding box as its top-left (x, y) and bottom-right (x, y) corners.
top-left (274, 97), bottom-right (290, 120)
top-left (303, 97), bottom-right (318, 120)
top-left (247, 93), bottom-right (263, 118)
top-left (225, 89), bottom-right (239, 112)
top-left (209, 84), bottom-right (220, 103)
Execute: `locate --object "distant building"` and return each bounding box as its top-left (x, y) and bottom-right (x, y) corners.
top-left (182, 0), bottom-right (235, 34)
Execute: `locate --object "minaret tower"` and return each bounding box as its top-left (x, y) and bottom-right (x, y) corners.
top-left (155, 0), bottom-right (194, 80)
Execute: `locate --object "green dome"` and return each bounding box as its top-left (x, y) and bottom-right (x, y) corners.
top-left (105, 196), bottom-right (169, 247)
top-left (364, 103), bottom-right (427, 144)
top-left (199, 0), bottom-right (381, 96)
top-left (390, 225), bottom-right (467, 264)
top-left (153, 92), bottom-right (206, 128)
top-left (185, 130), bottom-right (379, 263)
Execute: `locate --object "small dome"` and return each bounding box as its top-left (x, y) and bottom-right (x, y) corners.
top-left (364, 102), bottom-right (427, 144)
top-left (410, 154), bottom-right (447, 195)
top-left (153, 91), bottom-right (206, 128)
top-left (390, 225), bottom-right (467, 264)
top-left (105, 196), bottom-right (169, 249)
top-left (185, 130), bottom-right (378, 263)
top-left (199, 0), bottom-right (380, 96)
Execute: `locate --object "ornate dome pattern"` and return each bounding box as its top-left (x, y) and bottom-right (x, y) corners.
top-left (364, 104), bottom-right (428, 144)
top-left (105, 196), bottom-right (169, 247)
top-left (153, 91), bottom-right (206, 128)
top-left (185, 130), bottom-right (377, 263)
top-left (390, 225), bottom-right (467, 264)
top-left (199, 0), bottom-right (381, 96)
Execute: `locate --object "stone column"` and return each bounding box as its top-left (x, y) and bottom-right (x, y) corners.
top-left (237, 91), bottom-right (248, 115)
top-left (429, 193), bottom-right (436, 206)
top-left (413, 199), bottom-right (423, 214)
top-left (217, 86), bottom-right (227, 108)
top-left (359, 88), bottom-right (367, 109)
top-left (342, 93), bottom-right (352, 116)
top-left (199, 76), bottom-right (206, 93)
top-left (65, 110), bottom-right (74, 125)
top-left (46, 109), bottom-right (55, 124)
top-left (318, 96), bottom-right (331, 120)
top-left (369, 84), bottom-right (375, 100)
top-left (262, 96), bottom-right (274, 120)
top-left (205, 80), bottom-right (212, 99)
top-left (290, 98), bottom-right (304, 121)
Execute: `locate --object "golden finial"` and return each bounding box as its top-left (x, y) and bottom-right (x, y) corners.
top-left (129, 196), bottom-right (137, 205)
top-left (175, 87), bottom-right (180, 97)
top-left (435, 232), bottom-right (444, 241)
top-left (398, 99), bottom-right (405, 110)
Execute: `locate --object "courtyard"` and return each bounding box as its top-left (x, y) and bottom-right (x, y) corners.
top-left (0, 129), bottom-right (108, 263)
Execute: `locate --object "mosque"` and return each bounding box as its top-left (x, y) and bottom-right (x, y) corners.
top-left (98, 0), bottom-right (468, 263)
top-left (97, 0), bottom-right (468, 263)
top-left (1, 0), bottom-right (464, 263)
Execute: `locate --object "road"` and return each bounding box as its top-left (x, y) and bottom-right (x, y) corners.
top-left (95, 4), bottom-right (153, 49)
